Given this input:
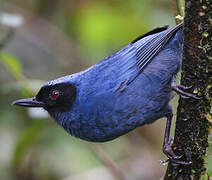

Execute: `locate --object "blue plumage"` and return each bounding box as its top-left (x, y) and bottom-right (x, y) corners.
top-left (14, 23), bottom-right (196, 165)
top-left (44, 23), bottom-right (183, 142)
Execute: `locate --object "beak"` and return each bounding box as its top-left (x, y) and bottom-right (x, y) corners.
top-left (12, 97), bottom-right (45, 108)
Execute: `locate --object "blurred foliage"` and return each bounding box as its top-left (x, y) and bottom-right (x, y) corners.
top-left (0, 51), bottom-right (23, 81)
top-left (12, 119), bottom-right (44, 166)
top-left (0, 0), bottom-right (211, 180)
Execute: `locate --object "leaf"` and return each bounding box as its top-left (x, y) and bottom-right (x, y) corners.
top-left (0, 50), bottom-right (22, 78)
top-left (12, 120), bottom-right (45, 166)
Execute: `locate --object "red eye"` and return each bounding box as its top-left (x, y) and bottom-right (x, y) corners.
top-left (50, 90), bottom-right (60, 100)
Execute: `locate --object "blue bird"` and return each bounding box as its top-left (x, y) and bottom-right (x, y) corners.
top-left (12, 22), bottom-right (197, 165)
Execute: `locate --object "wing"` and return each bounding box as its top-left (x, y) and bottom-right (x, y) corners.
top-left (113, 22), bottom-right (183, 92)
top-left (132, 23), bottom-right (183, 78)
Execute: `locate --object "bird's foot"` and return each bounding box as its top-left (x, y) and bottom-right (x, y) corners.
top-left (163, 143), bottom-right (192, 166)
top-left (171, 83), bottom-right (200, 99)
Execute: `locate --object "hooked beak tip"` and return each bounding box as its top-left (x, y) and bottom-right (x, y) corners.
top-left (12, 97), bottom-right (44, 108)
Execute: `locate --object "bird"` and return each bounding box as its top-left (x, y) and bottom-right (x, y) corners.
top-left (12, 22), bottom-right (197, 165)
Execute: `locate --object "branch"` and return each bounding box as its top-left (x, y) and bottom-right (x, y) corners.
top-left (171, 0), bottom-right (182, 24)
top-left (89, 143), bottom-right (126, 180)
top-left (164, 0), bottom-right (211, 179)
top-left (171, 0), bottom-right (179, 24)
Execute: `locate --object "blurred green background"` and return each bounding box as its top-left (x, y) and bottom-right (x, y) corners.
top-left (0, 0), bottom-right (211, 180)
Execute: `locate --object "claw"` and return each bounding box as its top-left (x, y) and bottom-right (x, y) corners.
top-left (170, 137), bottom-right (174, 145)
top-left (163, 143), bottom-right (192, 166)
top-left (180, 95), bottom-right (190, 99)
top-left (163, 113), bottom-right (192, 167)
top-left (175, 84), bottom-right (192, 90)
top-left (171, 84), bottom-right (200, 99)
top-left (169, 158), bottom-right (192, 167)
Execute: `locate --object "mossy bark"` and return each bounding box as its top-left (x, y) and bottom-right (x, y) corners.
top-left (164, 0), bottom-right (211, 179)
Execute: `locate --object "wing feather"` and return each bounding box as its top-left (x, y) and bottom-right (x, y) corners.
top-left (113, 23), bottom-right (183, 91)
top-left (127, 22), bottom-right (183, 85)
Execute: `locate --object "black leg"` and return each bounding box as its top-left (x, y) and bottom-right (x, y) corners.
top-left (171, 83), bottom-right (200, 99)
top-left (163, 112), bottom-right (192, 166)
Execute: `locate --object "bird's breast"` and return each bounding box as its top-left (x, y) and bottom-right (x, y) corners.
top-left (63, 77), bottom-right (172, 142)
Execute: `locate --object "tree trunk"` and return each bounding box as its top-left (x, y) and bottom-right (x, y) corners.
top-left (164, 0), bottom-right (211, 179)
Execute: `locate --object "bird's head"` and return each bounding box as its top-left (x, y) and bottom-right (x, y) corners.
top-left (12, 82), bottom-right (77, 114)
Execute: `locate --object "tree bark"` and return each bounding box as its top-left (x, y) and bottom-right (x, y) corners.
top-left (164, 0), bottom-right (211, 179)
